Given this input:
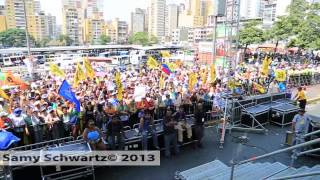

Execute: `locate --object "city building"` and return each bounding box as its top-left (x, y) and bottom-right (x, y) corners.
top-left (0, 5), bottom-right (7, 32)
top-left (83, 0), bottom-right (104, 18)
top-left (165, 4), bottom-right (178, 36)
top-left (5, 0), bottom-right (36, 29)
top-left (262, 0), bottom-right (292, 28)
top-left (45, 14), bottom-right (57, 39)
top-left (178, 0), bottom-right (204, 28)
top-left (148, 0), bottom-right (166, 38)
top-left (171, 27), bottom-right (189, 44)
top-left (83, 17), bottom-right (104, 44)
top-left (62, 0), bottom-right (83, 45)
top-left (188, 27), bottom-right (213, 44)
top-left (240, 0), bottom-right (263, 20)
top-left (62, 7), bottom-right (81, 45)
top-left (106, 18), bottom-right (128, 44)
top-left (130, 8), bottom-right (146, 34)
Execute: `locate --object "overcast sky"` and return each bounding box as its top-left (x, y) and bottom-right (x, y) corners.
top-left (0, 0), bottom-right (185, 24)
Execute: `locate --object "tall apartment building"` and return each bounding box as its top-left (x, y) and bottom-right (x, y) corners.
top-left (148, 0), bottom-right (166, 38)
top-left (130, 8), bottom-right (146, 34)
top-left (5, 0), bottom-right (36, 29)
top-left (178, 0), bottom-right (203, 28)
top-left (240, 0), bottom-right (263, 20)
top-left (83, 17), bottom-right (104, 44)
top-left (62, 0), bottom-right (83, 45)
top-left (105, 18), bottom-right (128, 44)
top-left (0, 5), bottom-right (7, 32)
top-left (83, 0), bottom-right (104, 18)
top-left (45, 14), bottom-right (57, 39)
top-left (165, 4), bottom-right (178, 36)
top-left (263, 0), bottom-right (292, 28)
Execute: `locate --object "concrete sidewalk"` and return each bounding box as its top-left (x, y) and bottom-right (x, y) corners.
top-left (292, 84), bottom-right (320, 103)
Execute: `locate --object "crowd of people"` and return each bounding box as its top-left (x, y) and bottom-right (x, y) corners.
top-left (0, 51), bottom-right (317, 152)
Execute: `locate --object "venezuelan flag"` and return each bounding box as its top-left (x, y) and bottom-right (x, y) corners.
top-left (161, 64), bottom-right (171, 75)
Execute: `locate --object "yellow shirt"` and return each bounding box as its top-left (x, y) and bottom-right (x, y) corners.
top-left (297, 91), bottom-right (306, 100)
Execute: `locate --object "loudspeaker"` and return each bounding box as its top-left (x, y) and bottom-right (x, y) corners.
top-left (213, 0), bottom-right (226, 17)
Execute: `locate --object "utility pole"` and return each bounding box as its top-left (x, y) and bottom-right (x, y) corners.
top-left (23, 0), bottom-right (31, 56)
top-left (22, 0), bottom-right (34, 79)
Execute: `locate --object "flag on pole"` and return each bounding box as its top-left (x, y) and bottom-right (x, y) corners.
top-left (261, 56), bottom-right (271, 76)
top-left (210, 63), bottom-right (216, 82)
top-left (49, 63), bottom-right (65, 78)
top-left (0, 88), bottom-right (9, 100)
top-left (275, 69), bottom-right (286, 82)
top-left (115, 71), bottom-right (123, 100)
top-left (161, 64), bottom-right (171, 75)
top-left (160, 51), bottom-right (171, 58)
top-left (58, 80), bottom-right (81, 112)
top-left (3, 72), bottom-right (28, 90)
top-left (188, 73), bottom-right (198, 91)
top-left (147, 56), bottom-right (159, 69)
top-left (83, 57), bottom-right (95, 79)
top-left (159, 74), bottom-right (165, 89)
top-left (73, 62), bottom-right (86, 87)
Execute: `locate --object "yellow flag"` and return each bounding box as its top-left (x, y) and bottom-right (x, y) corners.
top-left (0, 88), bottom-right (9, 100)
top-left (147, 56), bottom-right (159, 69)
top-left (188, 73), bottom-right (198, 91)
top-left (261, 56), bottom-right (271, 76)
top-left (201, 69), bottom-right (207, 84)
top-left (210, 64), bottom-right (216, 82)
top-left (73, 62), bottom-right (86, 87)
top-left (49, 63), bottom-right (65, 77)
top-left (83, 57), bottom-right (95, 79)
top-left (159, 74), bottom-right (165, 89)
top-left (161, 51), bottom-right (171, 58)
top-left (253, 82), bottom-right (266, 94)
top-left (275, 69), bottom-right (286, 82)
top-left (115, 71), bottom-right (123, 100)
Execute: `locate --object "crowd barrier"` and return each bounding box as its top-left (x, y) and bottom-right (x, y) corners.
top-left (288, 73), bottom-right (320, 87)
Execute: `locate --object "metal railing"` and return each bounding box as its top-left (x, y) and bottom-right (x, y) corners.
top-left (269, 171), bottom-right (320, 180)
top-left (229, 135), bottom-right (320, 180)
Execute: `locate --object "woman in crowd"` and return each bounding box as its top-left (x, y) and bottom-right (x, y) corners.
top-left (83, 120), bottom-right (106, 150)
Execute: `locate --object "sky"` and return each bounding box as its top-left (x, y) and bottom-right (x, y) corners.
top-left (0, 0), bottom-right (185, 25)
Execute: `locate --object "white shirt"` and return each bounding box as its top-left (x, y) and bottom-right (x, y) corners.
top-left (10, 114), bottom-right (26, 127)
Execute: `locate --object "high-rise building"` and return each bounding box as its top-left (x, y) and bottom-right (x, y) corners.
top-left (34, 1), bottom-right (41, 13)
top-left (240, 0), bottom-right (263, 20)
top-left (83, 0), bottom-right (103, 18)
top-left (148, 0), bottom-right (166, 38)
top-left (62, 0), bottom-right (83, 45)
top-left (200, 0), bottom-right (213, 26)
top-left (83, 17), bottom-right (104, 44)
top-left (178, 0), bottom-right (203, 28)
top-left (106, 18), bottom-right (128, 44)
top-left (5, 0), bottom-right (36, 29)
top-left (130, 8), bottom-right (146, 34)
top-left (0, 5), bottom-right (7, 32)
top-left (262, 0), bottom-right (292, 28)
top-left (165, 4), bottom-right (178, 36)
top-left (45, 14), bottom-right (57, 39)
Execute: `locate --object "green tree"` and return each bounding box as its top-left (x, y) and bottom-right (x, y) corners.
top-left (288, 2), bottom-right (320, 49)
top-left (99, 34), bottom-right (111, 45)
top-left (149, 35), bottom-right (158, 45)
top-left (0, 29), bottom-right (35, 47)
top-left (239, 20), bottom-right (265, 53)
top-left (58, 34), bottom-right (73, 46)
top-left (128, 32), bottom-right (150, 46)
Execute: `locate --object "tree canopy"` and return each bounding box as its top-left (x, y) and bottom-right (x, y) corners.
top-left (239, 20), bottom-right (265, 48)
top-left (0, 29), bottom-right (35, 47)
top-left (99, 34), bottom-right (111, 45)
top-left (128, 32), bottom-right (158, 46)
